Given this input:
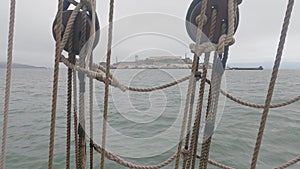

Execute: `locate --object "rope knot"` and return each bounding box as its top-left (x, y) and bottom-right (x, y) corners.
top-left (189, 42), bottom-right (216, 56)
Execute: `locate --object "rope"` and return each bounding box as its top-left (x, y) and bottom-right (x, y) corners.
top-left (93, 143), bottom-right (177, 169)
top-left (207, 159), bottom-right (235, 169)
top-left (188, 8), bottom-right (218, 169)
top-left (73, 69), bottom-right (80, 169)
top-left (78, 4), bottom-right (87, 168)
top-left (125, 76), bottom-right (190, 92)
top-left (61, 55), bottom-right (300, 110)
top-left (220, 89), bottom-right (300, 109)
top-left (273, 156), bottom-right (300, 169)
top-left (89, 54), bottom-right (94, 169)
top-left (66, 34), bottom-right (75, 169)
top-left (48, 0), bottom-right (63, 168)
top-left (62, 56), bottom-right (300, 117)
top-left (199, 54), bottom-right (224, 169)
top-left (0, 0), bottom-right (16, 168)
top-left (175, 0), bottom-right (209, 167)
top-left (250, 0), bottom-right (295, 168)
top-left (101, 0), bottom-right (115, 168)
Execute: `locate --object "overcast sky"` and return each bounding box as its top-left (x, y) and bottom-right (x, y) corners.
top-left (0, 0), bottom-right (299, 68)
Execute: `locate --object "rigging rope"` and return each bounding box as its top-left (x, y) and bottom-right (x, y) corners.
top-left (101, 0), bottom-right (115, 168)
top-left (188, 8), bottom-right (218, 169)
top-left (0, 0), bottom-right (16, 168)
top-left (48, 0), bottom-right (63, 168)
top-left (89, 54), bottom-right (94, 169)
top-left (94, 143), bottom-right (177, 169)
top-left (221, 89), bottom-right (300, 109)
top-left (250, 0), bottom-right (295, 168)
top-left (78, 4), bottom-right (88, 168)
top-left (66, 32), bottom-right (75, 169)
top-left (73, 68), bottom-right (80, 169)
top-left (44, 1), bottom-right (299, 168)
top-left (175, 0), bottom-right (209, 168)
top-left (60, 54), bottom-right (300, 110)
top-left (273, 156), bottom-right (300, 169)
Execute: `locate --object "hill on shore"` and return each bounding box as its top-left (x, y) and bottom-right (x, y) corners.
top-left (0, 62), bottom-right (46, 69)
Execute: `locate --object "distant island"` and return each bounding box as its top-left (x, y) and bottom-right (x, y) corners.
top-left (99, 56), bottom-right (212, 69)
top-left (0, 62), bottom-right (47, 69)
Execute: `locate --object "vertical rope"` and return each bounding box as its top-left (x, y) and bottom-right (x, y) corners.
top-left (73, 68), bottom-right (80, 169)
top-left (85, 1), bottom-right (96, 167)
top-left (89, 54), bottom-right (94, 169)
top-left (250, 0), bottom-right (294, 168)
top-left (199, 53), bottom-right (224, 169)
top-left (48, 1), bottom-right (63, 169)
top-left (101, 0), bottom-right (115, 168)
top-left (0, 0), bottom-right (16, 168)
top-left (66, 33), bottom-right (75, 169)
top-left (78, 4), bottom-right (87, 169)
top-left (175, 0), bottom-right (208, 168)
top-left (188, 8), bottom-right (217, 169)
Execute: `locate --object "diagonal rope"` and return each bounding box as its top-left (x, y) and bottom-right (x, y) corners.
top-left (0, 0), bottom-right (16, 168)
top-left (48, 0), bottom-right (63, 168)
top-left (101, 0), bottom-right (115, 168)
top-left (273, 156), bottom-right (300, 169)
top-left (94, 143), bottom-right (177, 169)
top-left (250, 0), bottom-right (295, 168)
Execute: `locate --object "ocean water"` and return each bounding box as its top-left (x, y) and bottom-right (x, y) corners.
top-left (0, 68), bottom-right (299, 169)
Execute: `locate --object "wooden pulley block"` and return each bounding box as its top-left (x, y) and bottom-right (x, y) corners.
top-left (186, 0), bottom-right (240, 43)
top-left (52, 10), bottom-right (100, 55)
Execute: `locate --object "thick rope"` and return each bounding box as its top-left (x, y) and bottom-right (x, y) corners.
top-left (73, 69), bottom-right (80, 169)
top-left (0, 0), bottom-right (16, 168)
top-left (220, 89), bottom-right (300, 109)
top-left (48, 1), bottom-right (63, 168)
top-left (198, 0), bottom-right (235, 167)
top-left (250, 0), bottom-right (295, 168)
top-left (188, 8), bottom-right (218, 169)
top-left (58, 3), bottom-right (83, 54)
top-left (207, 159), bottom-right (235, 169)
top-left (199, 54), bottom-right (224, 169)
top-left (125, 76), bottom-right (190, 92)
top-left (175, 0), bottom-right (209, 168)
top-left (101, 0), bottom-right (115, 168)
top-left (94, 143), bottom-right (177, 169)
top-left (273, 156), bottom-right (300, 169)
top-left (66, 34), bottom-right (75, 169)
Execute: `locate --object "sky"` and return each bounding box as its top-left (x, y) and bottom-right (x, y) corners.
top-left (0, 0), bottom-right (300, 68)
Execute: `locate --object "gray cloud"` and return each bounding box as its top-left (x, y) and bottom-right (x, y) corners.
top-left (0, 0), bottom-right (299, 67)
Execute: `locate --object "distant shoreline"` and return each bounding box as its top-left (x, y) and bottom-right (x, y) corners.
top-left (0, 62), bottom-right (47, 69)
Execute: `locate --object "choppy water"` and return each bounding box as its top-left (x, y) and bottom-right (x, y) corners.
top-left (0, 68), bottom-right (299, 169)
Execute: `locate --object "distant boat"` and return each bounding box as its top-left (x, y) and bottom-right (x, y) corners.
top-left (227, 66), bottom-right (263, 70)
